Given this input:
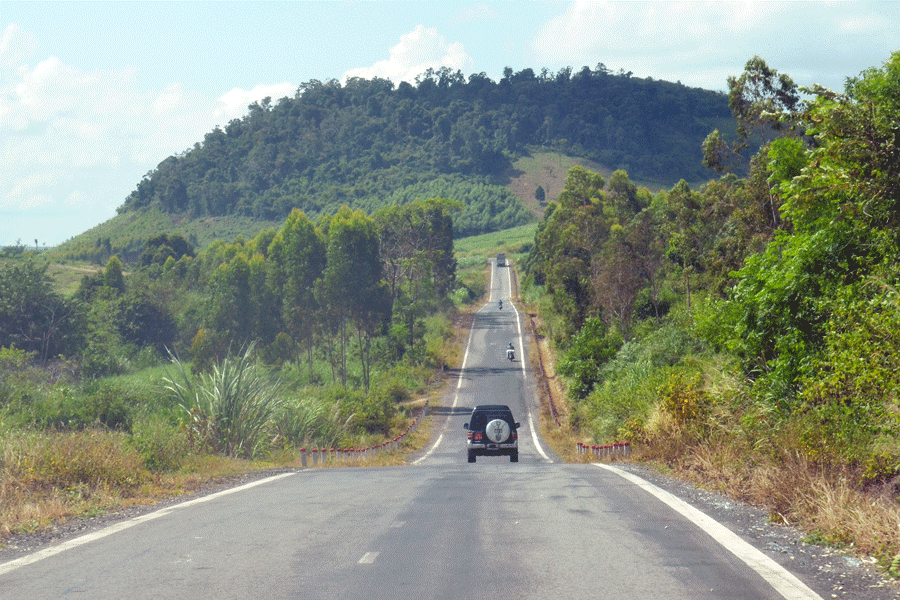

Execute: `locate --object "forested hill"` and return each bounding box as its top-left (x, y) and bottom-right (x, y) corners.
top-left (117, 65), bottom-right (732, 236)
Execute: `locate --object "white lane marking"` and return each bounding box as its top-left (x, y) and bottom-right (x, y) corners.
top-left (0, 472), bottom-right (296, 576)
top-left (414, 259), bottom-right (552, 464)
top-left (391, 521), bottom-right (406, 528)
top-left (411, 303), bottom-right (478, 465)
top-left (507, 265), bottom-right (551, 463)
top-left (592, 464), bottom-right (823, 600)
top-left (358, 552), bottom-right (379, 564)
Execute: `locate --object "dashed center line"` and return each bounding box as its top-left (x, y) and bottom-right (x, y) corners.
top-left (358, 552), bottom-right (379, 564)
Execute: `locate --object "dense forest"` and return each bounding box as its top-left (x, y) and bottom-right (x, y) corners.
top-left (524, 53), bottom-right (900, 566)
top-left (116, 65), bottom-right (731, 237)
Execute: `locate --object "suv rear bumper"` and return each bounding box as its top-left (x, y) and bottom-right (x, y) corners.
top-left (467, 442), bottom-right (517, 456)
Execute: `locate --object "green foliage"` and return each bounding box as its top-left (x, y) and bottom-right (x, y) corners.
top-left (317, 384), bottom-right (393, 437)
top-left (579, 359), bottom-right (669, 443)
top-left (0, 260), bottom-right (85, 362)
top-left (272, 395), bottom-right (349, 449)
top-left (140, 233), bottom-right (195, 267)
top-left (789, 278), bottom-right (900, 481)
top-left (558, 318), bottom-right (622, 399)
top-left (164, 346), bottom-right (283, 458)
top-left (9, 380), bottom-right (136, 432)
top-left (659, 371), bottom-right (709, 424)
top-left (112, 68), bottom-right (727, 241)
top-left (129, 413), bottom-right (191, 472)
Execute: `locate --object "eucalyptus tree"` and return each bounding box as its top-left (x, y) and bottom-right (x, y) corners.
top-left (267, 209), bottom-right (326, 378)
top-left (318, 206), bottom-right (391, 391)
top-left (375, 198), bottom-right (459, 358)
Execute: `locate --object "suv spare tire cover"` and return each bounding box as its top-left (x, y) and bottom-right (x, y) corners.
top-left (485, 419), bottom-right (510, 443)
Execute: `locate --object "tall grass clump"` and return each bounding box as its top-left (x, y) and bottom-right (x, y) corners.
top-left (273, 396), bottom-right (350, 450)
top-left (164, 345), bottom-right (283, 458)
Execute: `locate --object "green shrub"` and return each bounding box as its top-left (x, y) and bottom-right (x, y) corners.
top-left (558, 318), bottom-right (621, 400)
top-left (164, 346), bottom-right (283, 458)
top-left (659, 371), bottom-right (709, 424)
top-left (272, 395), bottom-right (349, 449)
top-left (129, 414), bottom-right (190, 472)
top-left (580, 360), bottom-right (669, 442)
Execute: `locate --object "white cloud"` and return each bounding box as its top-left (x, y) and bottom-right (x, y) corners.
top-left (342, 25), bottom-right (474, 84)
top-left (0, 23), bottom-right (38, 70)
top-left (214, 82), bottom-right (297, 121)
top-left (531, 1), bottom-right (898, 91)
top-left (0, 24), bottom-right (223, 245)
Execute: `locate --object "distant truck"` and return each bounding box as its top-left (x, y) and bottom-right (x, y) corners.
top-left (496, 253), bottom-right (506, 267)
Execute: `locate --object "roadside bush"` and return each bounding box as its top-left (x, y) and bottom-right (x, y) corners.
top-left (316, 384), bottom-right (393, 436)
top-left (659, 371), bottom-right (709, 425)
top-left (164, 346), bottom-right (283, 458)
top-left (558, 317), bottom-right (621, 400)
top-left (6, 429), bottom-right (148, 491)
top-left (579, 360), bottom-right (669, 442)
top-left (273, 395), bottom-right (349, 449)
top-left (23, 382), bottom-right (134, 432)
top-left (129, 414), bottom-right (191, 472)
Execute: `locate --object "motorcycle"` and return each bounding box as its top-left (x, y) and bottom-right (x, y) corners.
top-left (498, 300), bottom-right (503, 310)
top-left (506, 347), bottom-right (515, 361)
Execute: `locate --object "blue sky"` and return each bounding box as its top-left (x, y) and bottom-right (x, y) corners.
top-left (2, 1), bottom-right (898, 247)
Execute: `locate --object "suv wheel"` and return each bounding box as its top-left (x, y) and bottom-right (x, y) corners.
top-left (510, 451), bottom-right (518, 462)
top-left (467, 450), bottom-right (476, 463)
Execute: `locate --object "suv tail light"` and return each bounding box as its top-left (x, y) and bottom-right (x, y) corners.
top-left (512, 430), bottom-right (518, 441)
top-left (472, 432), bottom-right (483, 441)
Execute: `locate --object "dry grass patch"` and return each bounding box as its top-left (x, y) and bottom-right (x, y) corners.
top-left (1, 429), bottom-right (149, 539)
top-left (636, 426), bottom-right (900, 572)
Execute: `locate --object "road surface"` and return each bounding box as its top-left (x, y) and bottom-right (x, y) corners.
top-left (0, 260), bottom-right (836, 599)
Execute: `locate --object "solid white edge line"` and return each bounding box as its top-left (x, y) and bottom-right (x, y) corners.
top-left (0, 472), bottom-right (296, 576)
top-left (507, 263), bottom-right (551, 463)
top-left (413, 259), bottom-right (552, 464)
top-left (592, 463), bottom-right (823, 600)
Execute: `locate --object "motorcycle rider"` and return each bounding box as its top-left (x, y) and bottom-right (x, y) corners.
top-left (506, 342), bottom-right (515, 361)
top-left (498, 299), bottom-right (503, 309)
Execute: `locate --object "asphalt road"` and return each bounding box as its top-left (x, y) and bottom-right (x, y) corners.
top-left (0, 260), bottom-right (841, 599)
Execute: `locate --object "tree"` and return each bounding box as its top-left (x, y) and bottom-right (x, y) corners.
top-left (267, 209), bottom-right (326, 378)
top-left (527, 166), bottom-right (608, 335)
top-left (117, 291), bottom-right (177, 353)
top-left (0, 261), bottom-right (84, 362)
top-left (375, 199), bottom-right (459, 358)
top-left (103, 256), bottom-right (125, 295)
top-left (716, 52), bottom-right (900, 408)
top-left (318, 206), bottom-right (391, 391)
top-left (664, 180), bottom-right (703, 309)
top-left (205, 254), bottom-right (253, 356)
top-left (703, 56), bottom-right (803, 173)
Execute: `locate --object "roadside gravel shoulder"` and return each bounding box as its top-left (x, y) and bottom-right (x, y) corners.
top-left (614, 461), bottom-right (900, 599)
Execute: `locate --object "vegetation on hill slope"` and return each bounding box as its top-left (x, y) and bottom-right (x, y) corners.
top-left (524, 52), bottom-right (900, 569)
top-left (49, 64), bottom-right (731, 263)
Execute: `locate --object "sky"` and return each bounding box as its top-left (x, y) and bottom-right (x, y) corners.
top-left (2, 1), bottom-right (898, 248)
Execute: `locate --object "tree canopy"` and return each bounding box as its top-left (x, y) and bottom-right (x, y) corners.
top-left (117, 66), bottom-right (731, 236)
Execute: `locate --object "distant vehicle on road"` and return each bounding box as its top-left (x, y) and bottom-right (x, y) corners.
top-left (496, 253), bottom-right (506, 266)
top-left (465, 404), bottom-right (519, 463)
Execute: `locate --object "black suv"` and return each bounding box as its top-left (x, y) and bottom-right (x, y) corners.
top-left (464, 404), bottom-right (520, 463)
